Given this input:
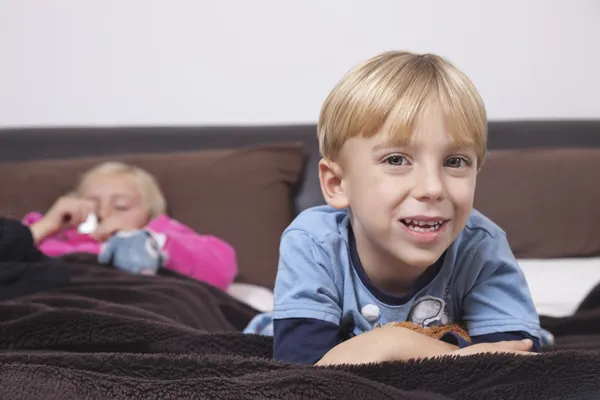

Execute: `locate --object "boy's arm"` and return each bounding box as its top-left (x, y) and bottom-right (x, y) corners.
top-left (273, 230), bottom-right (344, 363)
top-left (273, 318), bottom-right (341, 364)
top-left (472, 332), bottom-right (540, 352)
top-left (461, 233), bottom-right (541, 351)
top-left (440, 330), bottom-right (540, 352)
top-left (315, 325), bottom-right (459, 366)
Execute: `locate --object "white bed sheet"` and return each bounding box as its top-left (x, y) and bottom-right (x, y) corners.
top-left (518, 257), bottom-right (600, 317)
top-left (227, 283), bottom-right (274, 312)
top-left (227, 258), bottom-right (600, 318)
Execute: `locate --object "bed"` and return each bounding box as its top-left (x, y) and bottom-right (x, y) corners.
top-left (0, 120), bottom-right (600, 399)
top-left (1, 242), bottom-right (600, 400)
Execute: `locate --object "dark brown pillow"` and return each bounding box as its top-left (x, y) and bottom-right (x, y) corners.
top-left (0, 142), bottom-right (305, 289)
top-left (474, 148), bottom-right (600, 259)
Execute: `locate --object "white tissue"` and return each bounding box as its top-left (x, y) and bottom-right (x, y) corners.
top-left (78, 213), bottom-right (98, 234)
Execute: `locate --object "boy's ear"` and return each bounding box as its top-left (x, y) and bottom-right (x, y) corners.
top-left (318, 158), bottom-right (349, 209)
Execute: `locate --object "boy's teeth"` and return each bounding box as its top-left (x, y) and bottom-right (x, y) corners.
top-left (402, 219), bottom-right (442, 226)
top-left (408, 224), bottom-right (440, 232)
top-left (402, 219), bottom-right (444, 232)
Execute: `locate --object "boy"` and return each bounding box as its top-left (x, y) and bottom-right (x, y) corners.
top-left (272, 51), bottom-right (541, 365)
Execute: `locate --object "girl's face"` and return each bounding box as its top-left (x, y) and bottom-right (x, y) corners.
top-left (77, 172), bottom-right (150, 232)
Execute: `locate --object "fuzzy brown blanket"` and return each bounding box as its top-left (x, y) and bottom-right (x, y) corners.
top-left (1, 257), bottom-right (600, 400)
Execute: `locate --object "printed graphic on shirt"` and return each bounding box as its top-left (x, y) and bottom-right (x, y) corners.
top-left (407, 295), bottom-right (450, 327)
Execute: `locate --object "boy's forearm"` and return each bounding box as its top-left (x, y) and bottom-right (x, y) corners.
top-left (316, 326), bottom-right (457, 366)
top-left (383, 327), bottom-right (458, 360)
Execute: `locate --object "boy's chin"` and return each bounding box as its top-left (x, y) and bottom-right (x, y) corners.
top-left (398, 250), bottom-right (445, 270)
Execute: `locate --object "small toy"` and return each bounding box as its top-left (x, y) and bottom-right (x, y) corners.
top-left (78, 213), bottom-right (98, 234)
top-left (98, 229), bottom-right (167, 275)
top-left (382, 321), bottom-right (471, 342)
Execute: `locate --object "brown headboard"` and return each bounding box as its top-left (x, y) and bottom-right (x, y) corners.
top-left (1, 120), bottom-right (600, 260)
top-left (2, 120), bottom-right (600, 216)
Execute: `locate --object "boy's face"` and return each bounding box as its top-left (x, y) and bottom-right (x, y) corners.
top-left (320, 104), bottom-right (479, 281)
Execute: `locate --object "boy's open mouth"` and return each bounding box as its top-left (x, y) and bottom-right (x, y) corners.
top-left (400, 219), bottom-right (446, 233)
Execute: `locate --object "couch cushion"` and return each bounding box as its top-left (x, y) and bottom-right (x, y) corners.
top-left (474, 148), bottom-right (600, 259)
top-left (0, 142), bottom-right (305, 289)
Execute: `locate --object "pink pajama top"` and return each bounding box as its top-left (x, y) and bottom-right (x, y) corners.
top-left (23, 212), bottom-right (238, 290)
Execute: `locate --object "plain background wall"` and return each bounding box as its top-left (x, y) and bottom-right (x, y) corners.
top-left (0, 0), bottom-right (599, 127)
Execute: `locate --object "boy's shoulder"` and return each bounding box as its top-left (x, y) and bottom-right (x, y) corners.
top-left (275, 206), bottom-right (352, 313)
top-left (462, 208), bottom-right (506, 240)
top-left (454, 209), bottom-right (512, 265)
top-left (283, 205), bottom-right (349, 244)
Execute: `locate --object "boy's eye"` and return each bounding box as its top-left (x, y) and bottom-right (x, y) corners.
top-left (444, 157), bottom-right (470, 168)
top-left (385, 155), bottom-right (408, 166)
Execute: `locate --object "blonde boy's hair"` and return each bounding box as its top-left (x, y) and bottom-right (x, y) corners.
top-left (318, 51), bottom-right (487, 165)
top-left (76, 162), bottom-right (167, 218)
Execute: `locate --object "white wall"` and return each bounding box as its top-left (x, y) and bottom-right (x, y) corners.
top-left (0, 0), bottom-right (598, 127)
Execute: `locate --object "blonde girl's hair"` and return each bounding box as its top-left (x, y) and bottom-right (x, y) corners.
top-left (76, 161), bottom-right (167, 218)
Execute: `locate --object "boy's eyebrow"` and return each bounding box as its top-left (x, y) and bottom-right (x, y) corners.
top-left (372, 140), bottom-right (412, 152)
top-left (446, 142), bottom-right (477, 154)
top-left (372, 140), bottom-right (476, 154)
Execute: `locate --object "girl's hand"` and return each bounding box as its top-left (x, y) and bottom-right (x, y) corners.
top-left (30, 196), bottom-right (97, 243)
top-left (91, 216), bottom-right (125, 242)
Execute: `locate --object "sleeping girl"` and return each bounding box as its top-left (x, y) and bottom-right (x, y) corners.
top-left (24, 161), bottom-right (237, 290)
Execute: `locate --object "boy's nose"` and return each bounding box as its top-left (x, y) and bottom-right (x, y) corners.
top-left (412, 168), bottom-right (444, 201)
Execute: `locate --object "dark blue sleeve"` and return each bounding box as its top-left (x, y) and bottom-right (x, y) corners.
top-left (440, 330), bottom-right (540, 352)
top-left (439, 332), bottom-right (472, 348)
top-left (273, 318), bottom-right (341, 364)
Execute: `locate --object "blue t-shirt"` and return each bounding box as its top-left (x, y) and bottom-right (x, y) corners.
top-left (273, 205), bottom-right (541, 363)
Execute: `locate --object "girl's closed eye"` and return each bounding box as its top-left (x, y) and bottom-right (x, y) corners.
top-left (114, 203), bottom-right (131, 211)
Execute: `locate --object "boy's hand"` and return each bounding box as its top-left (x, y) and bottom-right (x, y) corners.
top-left (30, 196), bottom-right (97, 243)
top-left (315, 326), bottom-right (457, 366)
top-left (449, 339), bottom-right (536, 357)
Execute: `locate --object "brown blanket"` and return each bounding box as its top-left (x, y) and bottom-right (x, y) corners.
top-left (1, 257), bottom-right (600, 400)
top-left (541, 285), bottom-right (600, 351)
